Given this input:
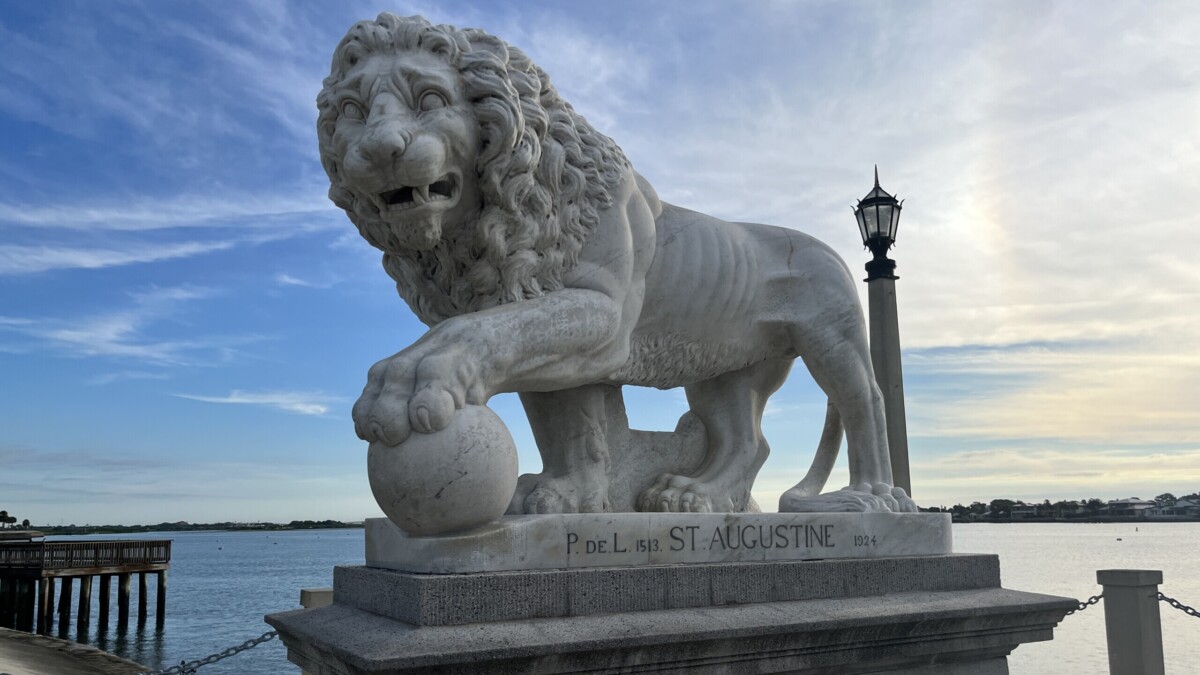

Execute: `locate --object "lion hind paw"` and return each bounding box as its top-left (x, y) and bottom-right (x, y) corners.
top-left (780, 484), bottom-right (918, 513)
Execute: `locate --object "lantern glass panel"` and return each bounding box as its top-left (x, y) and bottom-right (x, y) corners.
top-left (855, 208), bottom-right (868, 244)
top-left (876, 204), bottom-right (893, 240)
top-left (869, 205), bottom-right (885, 239)
top-left (890, 204), bottom-right (901, 238)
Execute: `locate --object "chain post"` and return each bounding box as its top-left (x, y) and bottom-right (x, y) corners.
top-left (1097, 569), bottom-right (1165, 675)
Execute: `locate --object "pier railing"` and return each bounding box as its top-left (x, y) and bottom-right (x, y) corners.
top-left (0, 540), bottom-right (171, 571)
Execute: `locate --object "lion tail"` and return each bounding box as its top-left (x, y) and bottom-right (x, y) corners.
top-left (788, 399), bottom-right (842, 498)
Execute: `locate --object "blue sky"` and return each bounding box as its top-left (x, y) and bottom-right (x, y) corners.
top-left (1, 1), bottom-right (1197, 525)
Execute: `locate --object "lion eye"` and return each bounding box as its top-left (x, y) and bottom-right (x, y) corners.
top-left (341, 100), bottom-right (365, 121)
top-left (418, 91), bottom-right (447, 112)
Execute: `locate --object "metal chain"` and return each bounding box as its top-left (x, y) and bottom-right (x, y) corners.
top-left (1159, 592), bottom-right (1200, 619)
top-left (143, 630), bottom-right (278, 674)
top-left (1064, 593), bottom-right (1104, 616)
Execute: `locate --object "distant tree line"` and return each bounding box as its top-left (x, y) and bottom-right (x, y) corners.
top-left (921, 492), bottom-right (1198, 520)
top-left (26, 520), bottom-right (363, 535)
top-left (0, 510), bottom-right (31, 528)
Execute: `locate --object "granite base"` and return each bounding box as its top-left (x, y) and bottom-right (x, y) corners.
top-left (266, 554), bottom-right (1075, 674)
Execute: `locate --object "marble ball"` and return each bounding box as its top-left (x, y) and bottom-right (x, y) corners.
top-left (368, 404), bottom-right (517, 536)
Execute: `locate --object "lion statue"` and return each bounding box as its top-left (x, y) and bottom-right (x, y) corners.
top-left (319, 13), bottom-right (916, 515)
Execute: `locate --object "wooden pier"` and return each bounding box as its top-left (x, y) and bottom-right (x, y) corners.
top-left (0, 538), bottom-right (171, 635)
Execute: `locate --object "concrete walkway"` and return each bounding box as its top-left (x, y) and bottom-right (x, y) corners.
top-left (0, 628), bottom-right (145, 675)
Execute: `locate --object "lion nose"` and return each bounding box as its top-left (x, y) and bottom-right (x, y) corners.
top-left (362, 125), bottom-right (409, 168)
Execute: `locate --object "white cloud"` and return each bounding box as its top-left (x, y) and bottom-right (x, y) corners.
top-left (0, 284), bottom-right (256, 366)
top-left (917, 351), bottom-right (1199, 446)
top-left (913, 447), bottom-right (1200, 505)
top-left (0, 445), bottom-right (373, 524)
top-left (0, 240), bottom-right (236, 275)
top-left (86, 371), bottom-right (171, 386)
top-left (0, 192), bottom-right (333, 232)
top-left (275, 273), bottom-right (337, 289)
top-left (175, 390), bottom-right (340, 416)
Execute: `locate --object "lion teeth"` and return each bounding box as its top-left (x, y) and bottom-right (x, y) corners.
top-left (414, 184), bottom-right (430, 204)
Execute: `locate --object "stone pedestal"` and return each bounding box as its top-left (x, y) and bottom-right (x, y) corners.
top-left (267, 514), bottom-right (1075, 674)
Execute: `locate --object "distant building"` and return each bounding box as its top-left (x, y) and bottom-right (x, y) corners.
top-left (1148, 498), bottom-right (1200, 518)
top-left (1054, 501), bottom-right (1086, 518)
top-left (1104, 498), bottom-right (1156, 519)
top-left (1010, 502), bottom-right (1038, 519)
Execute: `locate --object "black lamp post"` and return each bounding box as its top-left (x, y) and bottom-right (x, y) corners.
top-left (853, 167), bottom-right (910, 495)
top-left (854, 166), bottom-right (904, 281)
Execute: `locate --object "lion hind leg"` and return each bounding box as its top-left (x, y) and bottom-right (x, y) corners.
top-left (781, 319), bottom-right (919, 513)
top-left (638, 358), bottom-right (792, 513)
top-left (795, 319), bottom-right (892, 487)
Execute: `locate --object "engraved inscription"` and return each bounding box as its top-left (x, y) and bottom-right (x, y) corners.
top-left (566, 522), bottom-right (840, 557)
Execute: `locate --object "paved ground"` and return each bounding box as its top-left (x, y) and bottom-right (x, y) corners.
top-left (0, 628), bottom-right (145, 675)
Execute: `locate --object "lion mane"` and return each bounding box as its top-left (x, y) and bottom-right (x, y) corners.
top-left (317, 14), bottom-right (630, 324)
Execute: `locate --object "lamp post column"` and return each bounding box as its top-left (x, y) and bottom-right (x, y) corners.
top-left (865, 256), bottom-right (910, 495)
top-left (853, 167), bottom-right (911, 496)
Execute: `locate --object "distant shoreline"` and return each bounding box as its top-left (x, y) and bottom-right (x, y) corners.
top-left (27, 520), bottom-right (364, 536)
top-left (952, 517), bottom-right (1200, 524)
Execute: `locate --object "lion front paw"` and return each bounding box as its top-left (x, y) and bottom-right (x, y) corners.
top-left (507, 473), bottom-right (610, 515)
top-left (779, 483), bottom-right (918, 513)
top-left (353, 343), bottom-right (482, 447)
top-left (636, 473), bottom-right (747, 513)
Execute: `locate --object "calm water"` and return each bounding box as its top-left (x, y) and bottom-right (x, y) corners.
top-left (46, 523), bottom-right (1200, 674)
top-left (956, 522), bottom-right (1200, 674)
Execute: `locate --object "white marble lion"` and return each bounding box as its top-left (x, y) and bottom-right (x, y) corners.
top-left (319, 13), bottom-right (915, 514)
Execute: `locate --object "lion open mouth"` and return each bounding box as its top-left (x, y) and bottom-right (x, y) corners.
top-left (378, 175), bottom-right (457, 212)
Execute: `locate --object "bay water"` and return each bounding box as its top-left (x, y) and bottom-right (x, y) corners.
top-left (956, 521), bottom-right (1200, 674)
top-left (45, 522), bottom-right (1200, 674)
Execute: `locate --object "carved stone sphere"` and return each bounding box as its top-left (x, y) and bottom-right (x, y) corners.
top-left (368, 404), bottom-right (518, 536)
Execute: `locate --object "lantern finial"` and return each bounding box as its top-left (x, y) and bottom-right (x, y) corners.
top-left (874, 164), bottom-right (880, 188)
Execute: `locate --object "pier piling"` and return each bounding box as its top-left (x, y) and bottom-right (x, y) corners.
top-left (15, 580), bottom-right (34, 632)
top-left (155, 570), bottom-right (167, 629)
top-left (137, 571), bottom-right (148, 625)
top-left (77, 574), bottom-right (93, 634)
top-left (117, 573), bottom-right (130, 629)
top-left (37, 577), bottom-right (52, 634)
top-left (57, 575), bottom-right (72, 636)
top-left (98, 574), bottom-right (111, 630)
top-left (0, 577), bottom-right (12, 629)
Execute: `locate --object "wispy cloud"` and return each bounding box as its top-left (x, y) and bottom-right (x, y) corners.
top-left (0, 284), bottom-right (257, 366)
top-left (0, 240), bottom-right (236, 275)
top-left (175, 390), bottom-right (340, 416)
top-left (275, 273), bottom-right (337, 289)
top-left (905, 339), bottom-right (1200, 447)
top-left (0, 444), bottom-right (372, 523)
top-left (86, 370), bottom-right (172, 386)
top-left (0, 193), bottom-right (333, 232)
top-left (914, 447), bottom-right (1200, 504)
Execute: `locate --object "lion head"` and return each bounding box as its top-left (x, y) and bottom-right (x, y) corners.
top-left (318, 14), bottom-right (629, 324)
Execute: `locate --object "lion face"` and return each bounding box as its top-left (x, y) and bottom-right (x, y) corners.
top-left (328, 51), bottom-right (481, 252)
